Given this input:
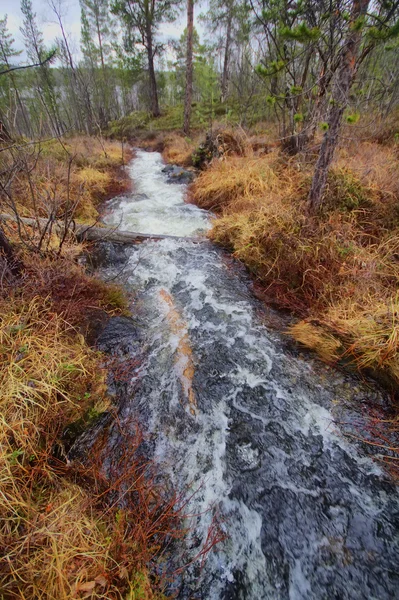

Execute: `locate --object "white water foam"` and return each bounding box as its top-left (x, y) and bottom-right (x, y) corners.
top-left (103, 149), bottom-right (210, 236)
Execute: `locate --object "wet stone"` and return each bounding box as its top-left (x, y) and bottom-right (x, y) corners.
top-left (162, 164), bottom-right (195, 184)
top-left (96, 315), bottom-right (142, 354)
top-left (86, 241), bottom-right (129, 270)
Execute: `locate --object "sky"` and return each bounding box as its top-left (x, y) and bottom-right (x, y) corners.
top-left (1, 0), bottom-right (195, 63)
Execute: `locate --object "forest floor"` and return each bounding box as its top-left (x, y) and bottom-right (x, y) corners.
top-left (0, 136), bottom-right (181, 599)
top-left (132, 119), bottom-right (399, 466)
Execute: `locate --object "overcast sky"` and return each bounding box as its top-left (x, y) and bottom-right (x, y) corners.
top-left (1, 0), bottom-right (194, 62)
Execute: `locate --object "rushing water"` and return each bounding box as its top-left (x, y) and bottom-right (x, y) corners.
top-left (92, 150), bottom-right (399, 599)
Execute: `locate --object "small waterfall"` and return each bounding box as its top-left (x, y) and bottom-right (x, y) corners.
top-left (87, 150), bottom-right (399, 599)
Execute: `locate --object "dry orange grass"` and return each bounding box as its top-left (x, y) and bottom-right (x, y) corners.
top-left (192, 154), bottom-right (284, 211)
top-left (41, 136), bottom-right (126, 170)
top-left (0, 297), bottom-right (112, 599)
top-left (161, 133), bottom-right (197, 166)
top-left (192, 137), bottom-right (399, 389)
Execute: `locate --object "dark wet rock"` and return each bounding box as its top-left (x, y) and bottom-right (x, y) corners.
top-left (68, 315), bottom-right (145, 462)
top-left (162, 164), bottom-right (195, 184)
top-left (82, 309), bottom-right (111, 346)
top-left (97, 315), bottom-right (142, 354)
top-left (86, 241), bottom-right (129, 270)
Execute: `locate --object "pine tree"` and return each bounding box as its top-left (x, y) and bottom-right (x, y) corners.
top-left (183, 0), bottom-right (194, 134)
top-left (111, 0), bottom-right (180, 117)
top-left (0, 15), bottom-right (32, 135)
top-left (80, 0), bottom-right (115, 126)
top-left (20, 0), bottom-right (62, 135)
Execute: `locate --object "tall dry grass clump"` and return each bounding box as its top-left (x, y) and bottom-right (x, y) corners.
top-left (161, 133), bottom-right (197, 166)
top-left (192, 155), bottom-right (282, 211)
top-left (0, 296), bottom-right (112, 599)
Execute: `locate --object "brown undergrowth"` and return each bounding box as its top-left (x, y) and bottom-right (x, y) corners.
top-left (0, 248), bottom-right (214, 598)
top-left (134, 126), bottom-right (250, 169)
top-left (137, 132), bottom-right (199, 167)
top-left (0, 135), bottom-right (132, 227)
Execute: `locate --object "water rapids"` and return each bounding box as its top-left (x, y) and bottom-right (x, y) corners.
top-left (84, 150), bottom-right (399, 599)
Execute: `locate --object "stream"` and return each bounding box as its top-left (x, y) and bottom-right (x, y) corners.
top-left (84, 150), bottom-right (399, 599)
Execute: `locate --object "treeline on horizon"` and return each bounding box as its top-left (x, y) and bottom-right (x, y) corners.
top-left (1, 0), bottom-right (399, 144)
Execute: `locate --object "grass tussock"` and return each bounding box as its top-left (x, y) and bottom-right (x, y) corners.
top-left (192, 155), bottom-right (281, 211)
top-left (192, 139), bottom-right (399, 390)
top-left (137, 132), bottom-right (200, 167)
top-left (0, 295), bottom-right (111, 599)
top-left (17, 251), bottom-right (129, 324)
top-left (161, 134), bottom-right (197, 166)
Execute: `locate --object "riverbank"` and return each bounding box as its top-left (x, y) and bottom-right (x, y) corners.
top-left (190, 138), bottom-right (399, 393)
top-left (0, 136), bottom-right (184, 598)
top-left (151, 132), bottom-right (399, 386)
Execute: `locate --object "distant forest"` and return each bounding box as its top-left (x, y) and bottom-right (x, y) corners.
top-left (1, 0), bottom-right (399, 147)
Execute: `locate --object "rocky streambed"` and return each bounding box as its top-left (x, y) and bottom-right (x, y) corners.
top-left (72, 149), bottom-right (399, 600)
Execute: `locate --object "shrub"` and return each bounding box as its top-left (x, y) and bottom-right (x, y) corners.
top-left (322, 168), bottom-right (371, 212)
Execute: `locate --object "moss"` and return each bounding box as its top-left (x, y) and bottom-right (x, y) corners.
top-left (323, 168), bottom-right (372, 212)
top-left (100, 284), bottom-right (130, 311)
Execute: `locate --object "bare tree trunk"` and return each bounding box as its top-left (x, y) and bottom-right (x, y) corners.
top-left (0, 226), bottom-right (21, 275)
top-left (183, 0), bottom-right (194, 135)
top-left (146, 21), bottom-right (160, 118)
top-left (95, 13), bottom-right (110, 125)
top-left (221, 11), bottom-right (233, 103)
top-left (0, 117), bottom-right (12, 142)
top-left (54, 3), bottom-right (92, 133)
top-left (308, 0), bottom-right (370, 211)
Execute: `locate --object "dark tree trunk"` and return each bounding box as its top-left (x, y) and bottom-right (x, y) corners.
top-left (146, 26), bottom-right (160, 118)
top-left (0, 226), bottom-right (21, 275)
top-left (183, 0), bottom-right (194, 135)
top-left (0, 118), bottom-right (12, 142)
top-left (221, 11), bottom-right (233, 103)
top-left (308, 0), bottom-right (370, 211)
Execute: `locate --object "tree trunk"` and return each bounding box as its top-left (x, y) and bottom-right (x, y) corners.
top-left (0, 226), bottom-right (21, 275)
top-left (183, 0), bottom-right (194, 135)
top-left (221, 11), bottom-right (233, 103)
top-left (0, 213), bottom-right (202, 244)
top-left (0, 117), bottom-right (12, 142)
top-left (146, 25), bottom-right (160, 118)
top-left (57, 11), bottom-right (91, 133)
top-left (308, 0), bottom-right (370, 211)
